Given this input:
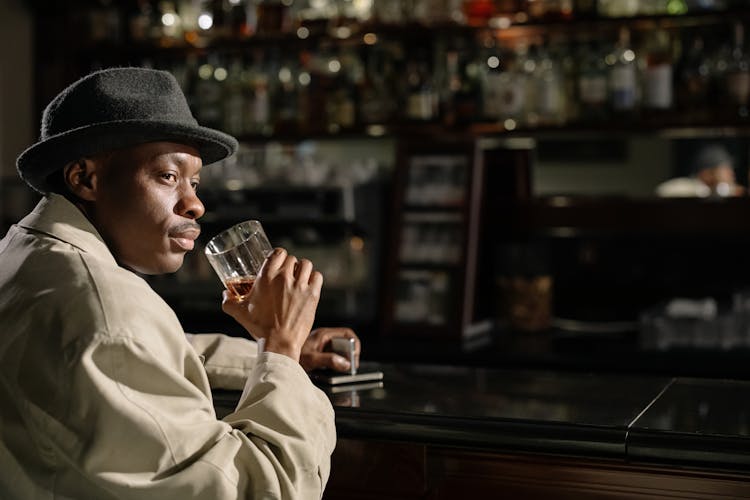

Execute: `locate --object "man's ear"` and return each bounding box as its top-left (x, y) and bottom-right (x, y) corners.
top-left (63, 158), bottom-right (99, 201)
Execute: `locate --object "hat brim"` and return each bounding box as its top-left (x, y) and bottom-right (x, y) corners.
top-left (17, 119), bottom-right (239, 193)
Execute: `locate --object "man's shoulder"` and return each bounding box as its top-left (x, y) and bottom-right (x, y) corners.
top-left (1, 224), bottom-right (179, 340)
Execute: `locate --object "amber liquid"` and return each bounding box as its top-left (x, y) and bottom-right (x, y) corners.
top-left (226, 276), bottom-right (256, 300)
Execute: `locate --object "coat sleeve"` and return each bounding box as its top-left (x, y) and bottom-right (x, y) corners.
top-left (185, 332), bottom-right (259, 390)
top-left (52, 333), bottom-right (336, 500)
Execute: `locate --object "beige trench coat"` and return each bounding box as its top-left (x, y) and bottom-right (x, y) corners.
top-left (0, 194), bottom-right (336, 499)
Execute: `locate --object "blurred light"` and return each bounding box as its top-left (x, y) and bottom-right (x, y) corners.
top-left (198, 64), bottom-right (213, 79)
top-left (278, 67), bottom-right (292, 83)
top-left (363, 32), bottom-right (377, 45)
top-left (298, 71), bottom-right (311, 86)
top-left (623, 49), bottom-right (635, 62)
top-left (488, 16), bottom-right (511, 29)
top-left (334, 26), bottom-right (352, 39)
top-left (161, 12), bottom-right (176, 26)
top-left (297, 26), bottom-right (310, 39)
top-left (214, 67), bottom-right (228, 81)
top-left (366, 124), bottom-right (386, 136)
top-left (225, 179), bottom-right (243, 191)
top-left (503, 118), bottom-right (517, 130)
top-left (605, 53), bottom-right (617, 65)
top-left (667, 0), bottom-right (688, 14)
top-left (198, 13), bottom-right (213, 30)
top-left (549, 196), bottom-right (572, 207)
top-left (350, 236), bottom-right (365, 251)
top-left (328, 59), bottom-right (341, 73)
top-left (228, 0), bottom-right (241, 4)
top-left (487, 56), bottom-right (500, 69)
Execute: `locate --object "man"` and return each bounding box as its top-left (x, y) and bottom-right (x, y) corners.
top-left (0, 67), bottom-right (359, 499)
top-left (656, 144), bottom-right (743, 198)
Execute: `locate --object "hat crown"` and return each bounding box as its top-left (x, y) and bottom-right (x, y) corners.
top-left (40, 68), bottom-right (197, 139)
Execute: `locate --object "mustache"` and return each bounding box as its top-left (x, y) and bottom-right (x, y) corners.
top-left (169, 221), bottom-right (201, 235)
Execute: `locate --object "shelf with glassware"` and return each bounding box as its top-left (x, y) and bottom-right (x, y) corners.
top-left (144, 139), bottom-right (389, 335)
top-left (380, 135), bottom-right (481, 341)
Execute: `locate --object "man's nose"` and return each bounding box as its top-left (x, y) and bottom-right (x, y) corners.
top-left (178, 185), bottom-right (205, 220)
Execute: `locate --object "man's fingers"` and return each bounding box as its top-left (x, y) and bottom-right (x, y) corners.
top-left (316, 352), bottom-right (351, 372)
top-left (295, 259), bottom-right (313, 284)
top-left (309, 270), bottom-right (323, 292)
top-left (261, 247), bottom-right (287, 275)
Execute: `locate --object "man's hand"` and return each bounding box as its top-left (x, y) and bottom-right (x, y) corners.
top-left (300, 328), bottom-right (361, 373)
top-left (221, 248), bottom-right (322, 363)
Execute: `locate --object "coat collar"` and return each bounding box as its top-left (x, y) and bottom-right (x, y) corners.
top-left (18, 193), bottom-right (118, 266)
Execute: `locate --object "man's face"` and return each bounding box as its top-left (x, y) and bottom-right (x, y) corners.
top-left (91, 141), bottom-right (205, 275)
top-left (698, 164), bottom-right (736, 189)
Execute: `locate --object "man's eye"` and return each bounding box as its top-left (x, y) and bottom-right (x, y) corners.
top-left (191, 181), bottom-right (200, 191)
top-left (161, 173), bottom-right (177, 182)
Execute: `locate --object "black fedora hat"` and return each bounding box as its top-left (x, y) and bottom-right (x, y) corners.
top-left (17, 67), bottom-right (238, 193)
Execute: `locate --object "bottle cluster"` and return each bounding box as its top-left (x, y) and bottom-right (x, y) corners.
top-left (71, 1), bottom-right (750, 135)
top-left (108, 17), bottom-right (747, 138)
top-left (81, 0), bottom-right (737, 46)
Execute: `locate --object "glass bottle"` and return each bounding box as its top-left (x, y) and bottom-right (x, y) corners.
top-left (453, 46), bottom-right (482, 125)
top-left (597, 0), bottom-right (638, 17)
top-left (675, 34), bottom-right (711, 120)
top-left (522, 43), bottom-right (541, 126)
top-left (243, 51), bottom-right (271, 135)
top-left (577, 41), bottom-right (609, 122)
top-left (274, 57), bottom-right (301, 134)
top-left (487, 44), bottom-right (528, 128)
top-left (358, 46), bottom-right (393, 125)
top-left (534, 41), bottom-right (566, 125)
top-left (481, 43), bottom-right (507, 121)
top-left (725, 21), bottom-right (750, 119)
top-left (406, 59), bottom-right (438, 121)
top-left (222, 57), bottom-right (246, 136)
top-left (195, 55), bottom-right (224, 130)
top-left (642, 28), bottom-right (674, 112)
top-left (608, 27), bottom-right (639, 117)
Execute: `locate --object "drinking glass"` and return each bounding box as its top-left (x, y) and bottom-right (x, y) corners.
top-left (204, 220), bottom-right (273, 301)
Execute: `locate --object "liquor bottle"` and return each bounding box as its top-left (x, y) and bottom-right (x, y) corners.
top-left (274, 57), bottom-right (301, 134)
top-left (577, 41), bottom-right (609, 122)
top-left (327, 52), bottom-right (357, 132)
top-left (481, 43), bottom-right (506, 121)
top-left (725, 22), bottom-right (750, 119)
top-left (463, 0), bottom-right (496, 26)
top-left (642, 28), bottom-right (674, 112)
top-left (227, 0), bottom-right (250, 37)
top-left (358, 46), bottom-right (392, 125)
top-left (573, 0), bottom-right (598, 18)
top-left (522, 43), bottom-right (541, 126)
top-left (525, 0), bottom-right (574, 21)
top-left (452, 44), bottom-right (482, 125)
top-left (533, 41), bottom-right (566, 125)
top-left (222, 57), bottom-right (246, 136)
top-left (243, 51), bottom-right (271, 135)
top-left (194, 55), bottom-right (224, 130)
top-left (637, 0), bottom-right (669, 15)
top-left (406, 60), bottom-right (438, 121)
top-left (675, 34), bottom-right (711, 121)
top-left (157, 1), bottom-right (183, 43)
top-left (177, 0), bottom-right (200, 40)
top-left (608, 27), bottom-right (639, 117)
top-left (597, 0), bottom-right (638, 16)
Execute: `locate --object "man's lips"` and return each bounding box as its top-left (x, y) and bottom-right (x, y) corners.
top-left (169, 224), bottom-right (201, 252)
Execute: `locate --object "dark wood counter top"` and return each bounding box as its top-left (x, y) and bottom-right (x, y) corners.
top-left (213, 362), bottom-right (750, 472)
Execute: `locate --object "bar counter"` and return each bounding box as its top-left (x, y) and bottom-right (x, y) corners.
top-left (213, 363), bottom-right (750, 498)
